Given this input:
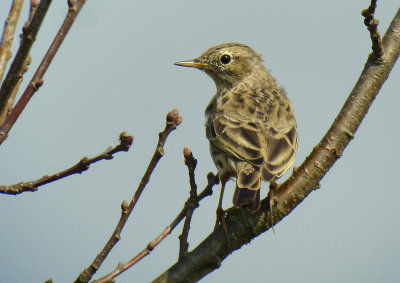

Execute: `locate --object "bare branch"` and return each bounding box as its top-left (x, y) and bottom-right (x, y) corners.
top-left (0, 55), bottom-right (30, 123)
top-left (362, 0), bottom-right (384, 61)
top-left (0, 0), bottom-right (24, 83)
top-left (28, 0), bottom-right (40, 24)
top-left (152, 8), bottom-right (400, 283)
top-left (0, 132), bottom-right (133, 195)
top-left (0, 0), bottom-right (86, 145)
top-left (91, 172), bottom-right (218, 283)
top-left (0, 0), bottom-right (43, 125)
top-left (178, 147), bottom-right (198, 259)
top-left (74, 109), bottom-right (183, 283)
top-left (0, 0), bottom-right (50, 119)
top-left (0, 0), bottom-right (51, 117)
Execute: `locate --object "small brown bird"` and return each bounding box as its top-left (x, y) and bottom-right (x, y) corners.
top-left (176, 43), bottom-right (297, 229)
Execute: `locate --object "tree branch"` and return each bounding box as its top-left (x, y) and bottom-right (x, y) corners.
top-left (0, 0), bottom-right (86, 145)
top-left (0, 55), bottom-right (30, 123)
top-left (28, 1), bottom-right (40, 24)
top-left (0, 0), bottom-right (38, 124)
top-left (362, 0), bottom-right (384, 62)
top-left (74, 109), bottom-right (183, 283)
top-left (178, 147), bottom-right (198, 259)
top-left (151, 7), bottom-right (400, 283)
top-left (91, 172), bottom-right (218, 283)
top-left (0, 0), bottom-right (51, 119)
top-left (0, 131), bottom-right (133, 195)
top-left (0, 0), bottom-right (24, 83)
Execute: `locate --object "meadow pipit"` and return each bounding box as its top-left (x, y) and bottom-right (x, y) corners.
top-left (176, 43), bottom-right (297, 230)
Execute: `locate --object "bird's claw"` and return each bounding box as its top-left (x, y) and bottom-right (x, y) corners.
top-left (215, 207), bottom-right (229, 240)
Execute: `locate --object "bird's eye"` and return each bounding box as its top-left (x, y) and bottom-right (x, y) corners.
top-left (220, 54), bottom-right (231, 64)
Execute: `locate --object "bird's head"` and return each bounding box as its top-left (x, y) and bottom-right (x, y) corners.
top-left (175, 43), bottom-right (266, 90)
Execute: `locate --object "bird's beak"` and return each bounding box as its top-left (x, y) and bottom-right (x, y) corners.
top-left (174, 60), bottom-right (208, 70)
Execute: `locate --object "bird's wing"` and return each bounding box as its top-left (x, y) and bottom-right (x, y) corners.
top-left (206, 100), bottom-right (297, 181)
top-left (206, 111), bottom-right (265, 166)
top-left (262, 100), bottom-right (298, 180)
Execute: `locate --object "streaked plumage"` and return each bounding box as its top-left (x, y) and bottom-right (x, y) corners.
top-left (176, 42), bottom-right (297, 220)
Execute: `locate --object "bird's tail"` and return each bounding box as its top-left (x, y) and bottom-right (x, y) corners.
top-left (233, 162), bottom-right (261, 213)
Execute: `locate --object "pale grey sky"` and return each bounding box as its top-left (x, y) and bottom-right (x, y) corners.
top-left (0, 1), bottom-right (399, 282)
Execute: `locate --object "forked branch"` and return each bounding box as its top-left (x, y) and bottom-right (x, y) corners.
top-left (0, 0), bottom-right (51, 120)
top-left (74, 109), bottom-right (182, 283)
top-left (0, 0), bottom-right (87, 145)
top-left (92, 172), bottom-right (218, 283)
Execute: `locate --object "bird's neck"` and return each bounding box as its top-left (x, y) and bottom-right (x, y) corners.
top-left (213, 78), bottom-right (233, 94)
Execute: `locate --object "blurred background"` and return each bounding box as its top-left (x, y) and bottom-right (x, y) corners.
top-left (0, 1), bottom-right (399, 282)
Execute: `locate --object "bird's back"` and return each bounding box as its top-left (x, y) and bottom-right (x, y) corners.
top-left (206, 78), bottom-right (297, 182)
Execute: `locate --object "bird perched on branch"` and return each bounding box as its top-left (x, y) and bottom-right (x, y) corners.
top-left (176, 43), bottom-right (297, 231)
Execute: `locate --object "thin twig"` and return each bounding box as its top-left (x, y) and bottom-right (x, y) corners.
top-left (0, 0), bottom-right (24, 83)
top-left (0, 0), bottom-right (38, 124)
top-left (0, 0), bottom-right (87, 145)
top-left (74, 109), bottom-right (183, 283)
top-left (0, 0), bottom-right (51, 120)
top-left (362, 0), bottom-right (383, 62)
top-left (28, 0), bottom-right (40, 24)
top-left (91, 172), bottom-right (218, 283)
top-left (0, 54), bottom-right (31, 123)
top-left (0, 55), bottom-right (30, 123)
top-left (178, 147), bottom-right (198, 259)
top-left (0, 132), bottom-right (133, 195)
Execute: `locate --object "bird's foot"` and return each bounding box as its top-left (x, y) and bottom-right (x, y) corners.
top-left (268, 181), bottom-right (280, 234)
top-left (214, 207), bottom-right (229, 239)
